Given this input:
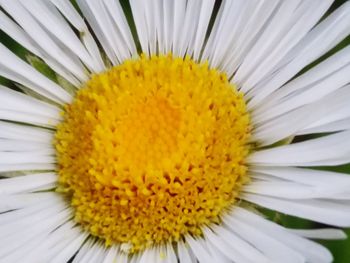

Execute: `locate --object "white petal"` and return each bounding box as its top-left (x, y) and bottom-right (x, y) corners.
top-left (144, 1), bottom-right (158, 55)
top-left (0, 200), bottom-right (67, 239)
top-left (203, 226), bottom-right (266, 263)
top-left (250, 166), bottom-right (350, 188)
top-left (0, 85), bottom-right (61, 119)
top-left (177, 241), bottom-right (196, 263)
top-left (20, 0), bottom-right (98, 73)
top-left (184, 0), bottom-right (214, 59)
top-left (0, 43), bottom-right (71, 104)
top-left (85, 241), bottom-right (106, 263)
top-left (77, 0), bottom-right (134, 65)
top-left (0, 192), bottom-right (56, 212)
top-left (233, 0), bottom-right (303, 83)
top-left (165, 243), bottom-right (177, 263)
top-left (189, 0), bottom-right (215, 60)
top-left (1, 0), bottom-right (88, 83)
top-left (298, 117), bottom-right (350, 135)
top-left (253, 50), bottom-right (350, 127)
top-left (256, 44), bottom-right (350, 120)
top-left (248, 1), bottom-right (350, 110)
top-left (0, 121), bottom-right (53, 143)
top-left (0, 139), bottom-right (52, 152)
top-left (29, 221), bottom-right (86, 262)
top-left (164, 1), bottom-right (178, 55)
top-left (0, 173), bottom-right (56, 194)
top-left (0, 194), bottom-right (60, 225)
top-left (102, 246), bottom-right (117, 263)
top-left (103, 0), bottom-right (137, 55)
top-left (250, 171), bottom-right (350, 201)
top-left (102, 246), bottom-right (128, 263)
top-left (204, 240), bottom-right (231, 263)
top-left (185, 235), bottom-right (215, 263)
top-left (0, 152), bottom-right (55, 164)
top-left (0, 10), bottom-right (81, 86)
top-left (289, 229), bottom-right (347, 240)
top-left (232, 207), bottom-right (333, 263)
top-left (175, 0), bottom-right (201, 57)
top-left (0, 163), bottom-right (55, 173)
top-left (3, 233), bottom-right (50, 262)
top-left (129, 0), bottom-right (150, 55)
top-left (301, 101), bottom-right (350, 134)
top-left (0, 202), bottom-right (71, 259)
top-left (72, 238), bottom-right (94, 263)
top-left (135, 0), bottom-right (214, 57)
top-left (248, 130), bottom-right (350, 166)
top-left (139, 247), bottom-right (155, 263)
top-left (252, 85), bottom-right (350, 145)
top-left (50, 0), bottom-right (105, 71)
top-left (243, 193), bottom-right (350, 227)
top-left (0, 10), bottom-right (41, 55)
top-left (171, 0), bottom-right (186, 56)
top-left (236, 0), bottom-right (332, 90)
top-left (48, 227), bottom-right (88, 263)
top-left (224, 212), bottom-right (305, 263)
top-left (204, 0), bottom-right (269, 72)
top-left (244, 179), bottom-right (350, 200)
top-left (0, 110), bottom-right (58, 127)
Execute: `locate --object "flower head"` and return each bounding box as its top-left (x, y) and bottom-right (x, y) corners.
top-left (0, 0), bottom-right (350, 262)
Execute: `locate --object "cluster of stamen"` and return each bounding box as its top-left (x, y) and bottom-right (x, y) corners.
top-left (55, 54), bottom-right (251, 252)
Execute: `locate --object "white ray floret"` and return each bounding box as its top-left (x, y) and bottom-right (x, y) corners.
top-left (77, 0), bottom-right (135, 65)
top-left (50, 0), bottom-right (105, 72)
top-left (249, 130), bottom-right (350, 166)
top-left (0, 173), bottom-right (56, 194)
top-left (0, 0), bottom-right (88, 83)
top-left (20, 0), bottom-right (99, 73)
top-left (46, 225), bottom-right (88, 263)
top-left (248, 1), bottom-right (350, 109)
top-left (254, 45), bottom-right (350, 121)
top-left (289, 229), bottom-right (347, 240)
top-left (0, 43), bottom-right (71, 104)
top-left (237, 0), bottom-right (333, 90)
top-left (235, 0), bottom-right (330, 88)
top-left (0, 121), bottom-right (54, 143)
top-left (252, 84), bottom-right (350, 145)
top-left (0, 9), bottom-right (83, 86)
top-left (229, 207), bottom-right (334, 263)
top-left (243, 193), bottom-right (350, 227)
top-left (298, 117), bottom-right (350, 135)
top-left (0, 85), bottom-right (61, 120)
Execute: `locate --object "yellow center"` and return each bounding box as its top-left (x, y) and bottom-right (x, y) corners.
top-left (55, 54), bottom-right (251, 252)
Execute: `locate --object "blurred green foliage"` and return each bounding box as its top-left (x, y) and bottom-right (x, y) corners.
top-left (0, 0), bottom-right (350, 262)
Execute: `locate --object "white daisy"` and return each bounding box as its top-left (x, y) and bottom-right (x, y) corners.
top-left (1, 0), bottom-right (350, 262)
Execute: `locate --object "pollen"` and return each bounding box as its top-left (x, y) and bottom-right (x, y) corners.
top-left (54, 54), bottom-right (251, 252)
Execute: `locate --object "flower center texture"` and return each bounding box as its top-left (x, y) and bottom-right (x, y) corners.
top-left (55, 54), bottom-right (251, 252)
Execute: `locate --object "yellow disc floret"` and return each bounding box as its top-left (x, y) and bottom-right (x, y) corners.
top-left (55, 54), bottom-right (251, 252)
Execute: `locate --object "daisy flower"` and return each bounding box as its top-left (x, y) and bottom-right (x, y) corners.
top-left (1, 0), bottom-right (350, 262)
